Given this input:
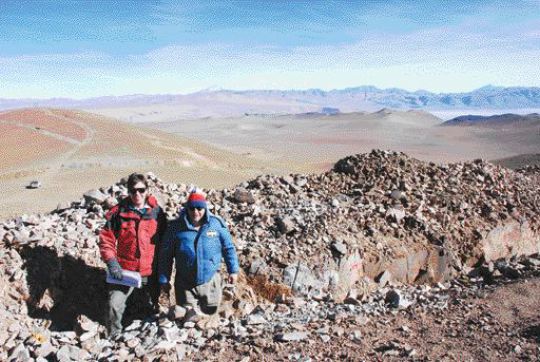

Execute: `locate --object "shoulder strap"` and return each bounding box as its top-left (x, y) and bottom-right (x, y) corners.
top-left (143, 206), bottom-right (160, 221)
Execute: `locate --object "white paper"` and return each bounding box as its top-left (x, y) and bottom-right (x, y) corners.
top-left (106, 269), bottom-right (142, 288)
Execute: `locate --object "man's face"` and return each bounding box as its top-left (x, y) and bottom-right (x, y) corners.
top-left (188, 206), bottom-right (206, 225)
top-left (129, 181), bottom-right (147, 207)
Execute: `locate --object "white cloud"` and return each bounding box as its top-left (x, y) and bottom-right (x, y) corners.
top-left (1, 20), bottom-right (539, 98)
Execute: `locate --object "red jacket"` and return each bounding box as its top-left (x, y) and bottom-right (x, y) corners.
top-left (99, 195), bottom-right (166, 277)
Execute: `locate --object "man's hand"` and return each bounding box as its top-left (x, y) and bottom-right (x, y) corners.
top-left (158, 284), bottom-right (171, 307)
top-left (106, 259), bottom-right (123, 280)
top-left (228, 273), bottom-right (238, 284)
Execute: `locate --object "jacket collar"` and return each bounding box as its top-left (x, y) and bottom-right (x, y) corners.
top-left (120, 194), bottom-right (159, 209)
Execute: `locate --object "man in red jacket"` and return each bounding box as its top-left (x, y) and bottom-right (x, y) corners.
top-left (99, 173), bottom-right (166, 336)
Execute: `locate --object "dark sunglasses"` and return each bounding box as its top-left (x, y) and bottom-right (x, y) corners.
top-left (188, 206), bottom-right (205, 211)
top-left (129, 187), bottom-right (147, 194)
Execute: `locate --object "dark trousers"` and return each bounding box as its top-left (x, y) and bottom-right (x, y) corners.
top-left (107, 276), bottom-right (158, 335)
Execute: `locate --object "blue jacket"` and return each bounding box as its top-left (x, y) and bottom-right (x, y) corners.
top-left (158, 208), bottom-right (239, 288)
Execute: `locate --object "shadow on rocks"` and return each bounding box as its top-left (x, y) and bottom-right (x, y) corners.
top-left (522, 323), bottom-right (540, 343)
top-left (20, 245), bottom-right (108, 331)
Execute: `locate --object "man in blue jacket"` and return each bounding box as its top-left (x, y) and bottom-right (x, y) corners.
top-left (158, 188), bottom-right (239, 314)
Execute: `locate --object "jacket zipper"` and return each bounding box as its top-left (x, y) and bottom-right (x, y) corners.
top-left (194, 225), bottom-right (205, 282)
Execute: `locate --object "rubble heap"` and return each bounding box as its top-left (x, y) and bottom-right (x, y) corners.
top-left (212, 150), bottom-right (540, 297)
top-left (0, 150), bottom-right (539, 360)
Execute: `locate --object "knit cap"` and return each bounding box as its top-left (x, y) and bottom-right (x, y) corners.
top-left (187, 187), bottom-right (207, 208)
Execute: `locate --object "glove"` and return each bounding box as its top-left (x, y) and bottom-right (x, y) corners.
top-left (228, 273), bottom-right (238, 284)
top-left (107, 259), bottom-right (123, 280)
top-left (158, 284), bottom-right (171, 307)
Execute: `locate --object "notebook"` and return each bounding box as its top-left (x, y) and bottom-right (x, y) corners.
top-left (106, 269), bottom-right (142, 288)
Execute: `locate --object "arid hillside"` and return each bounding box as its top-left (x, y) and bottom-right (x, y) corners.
top-left (0, 108), bottom-right (288, 218)
top-left (493, 153), bottom-right (540, 170)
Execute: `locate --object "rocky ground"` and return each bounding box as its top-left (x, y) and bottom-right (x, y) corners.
top-left (199, 271), bottom-right (540, 361)
top-left (0, 150), bottom-right (539, 361)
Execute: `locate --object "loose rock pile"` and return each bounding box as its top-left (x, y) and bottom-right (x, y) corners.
top-left (0, 150), bottom-right (539, 360)
top-left (517, 164), bottom-right (540, 186)
top-left (517, 164), bottom-right (540, 175)
top-left (214, 150), bottom-right (540, 298)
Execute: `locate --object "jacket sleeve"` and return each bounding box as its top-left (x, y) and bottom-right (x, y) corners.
top-left (158, 223), bottom-right (175, 284)
top-left (219, 223), bottom-right (240, 274)
top-left (99, 209), bottom-right (118, 262)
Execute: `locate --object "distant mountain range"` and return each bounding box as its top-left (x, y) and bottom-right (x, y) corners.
top-left (1, 85), bottom-right (540, 117)
top-left (442, 113), bottom-right (540, 127)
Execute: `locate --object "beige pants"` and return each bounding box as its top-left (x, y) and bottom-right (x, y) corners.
top-left (175, 273), bottom-right (222, 309)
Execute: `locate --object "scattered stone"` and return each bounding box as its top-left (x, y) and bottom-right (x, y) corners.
top-left (351, 330), bottom-right (362, 341)
top-left (170, 305), bottom-right (187, 320)
top-left (275, 216), bottom-right (295, 234)
top-left (248, 258), bottom-right (267, 275)
top-left (8, 343), bottom-right (30, 361)
top-left (275, 331), bottom-right (309, 342)
top-left (83, 189), bottom-right (108, 204)
top-left (385, 290), bottom-right (412, 309)
top-left (377, 271), bottom-right (392, 287)
top-left (126, 338), bottom-right (140, 348)
top-left (233, 188), bottom-right (256, 204)
top-left (56, 345), bottom-right (89, 361)
top-left (76, 315), bottom-right (98, 334)
top-left (246, 313), bottom-right (266, 325)
top-left (34, 342), bottom-right (55, 358)
top-left (55, 202), bottom-right (71, 212)
top-left (331, 241), bottom-right (347, 256)
top-left (320, 334), bottom-right (331, 343)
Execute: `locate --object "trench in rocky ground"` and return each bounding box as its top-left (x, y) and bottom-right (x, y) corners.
top-left (522, 324), bottom-right (540, 343)
top-left (278, 220), bottom-right (540, 302)
top-left (17, 245), bottom-right (156, 332)
top-left (10, 220), bottom-right (540, 334)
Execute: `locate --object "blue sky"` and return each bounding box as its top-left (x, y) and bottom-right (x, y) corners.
top-left (0, 0), bottom-right (539, 98)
